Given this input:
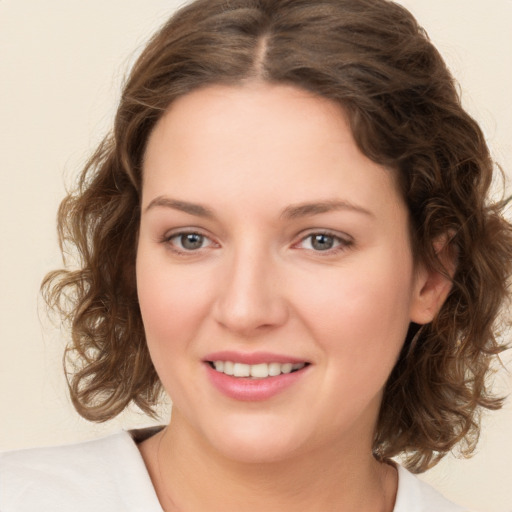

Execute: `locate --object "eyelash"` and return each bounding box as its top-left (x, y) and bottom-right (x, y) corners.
top-left (160, 230), bottom-right (353, 256)
top-left (161, 230), bottom-right (217, 255)
top-left (294, 231), bottom-right (354, 255)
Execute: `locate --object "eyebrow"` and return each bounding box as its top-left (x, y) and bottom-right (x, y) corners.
top-left (280, 199), bottom-right (374, 220)
top-left (144, 196), bottom-right (374, 220)
top-left (144, 196), bottom-right (215, 218)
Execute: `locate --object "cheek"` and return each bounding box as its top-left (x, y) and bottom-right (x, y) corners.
top-left (136, 253), bottom-right (213, 405)
top-left (295, 252), bottom-right (414, 375)
top-left (136, 250), bottom-right (211, 357)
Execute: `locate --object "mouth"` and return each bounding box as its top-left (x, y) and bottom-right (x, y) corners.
top-left (203, 353), bottom-right (311, 400)
top-left (207, 361), bottom-right (310, 379)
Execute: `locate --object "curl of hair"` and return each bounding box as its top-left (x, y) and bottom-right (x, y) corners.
top-left (42, 0), bottom-right (512, 472)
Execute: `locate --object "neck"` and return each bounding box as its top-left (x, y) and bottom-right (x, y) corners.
top-left (139, 414), bottom-right (397, 512)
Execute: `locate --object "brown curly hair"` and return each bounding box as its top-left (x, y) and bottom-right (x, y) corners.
top-left (42, 0), bottom-right (512, 473)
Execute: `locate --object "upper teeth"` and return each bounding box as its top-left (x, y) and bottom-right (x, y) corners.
top-left (212, 361), bottom-right (306, 378)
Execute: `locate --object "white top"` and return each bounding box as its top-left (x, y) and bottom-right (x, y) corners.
top-left (0, 430), bottom-right (469, 511)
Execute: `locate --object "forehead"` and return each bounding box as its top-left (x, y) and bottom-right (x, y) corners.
top-left (142, 83), bottom-right (404, 218)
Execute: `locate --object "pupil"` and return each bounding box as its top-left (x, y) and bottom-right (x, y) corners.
top-left (182, 233), bottom-right (203, 250)
top-left (312, 234), bottom-right (334, 251)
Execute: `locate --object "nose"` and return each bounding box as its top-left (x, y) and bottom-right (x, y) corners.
top-left (212, 246), bottom-right (289, 337)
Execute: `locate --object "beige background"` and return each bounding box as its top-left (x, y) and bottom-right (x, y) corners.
top-left (1, 1), bottom-right (511, 511)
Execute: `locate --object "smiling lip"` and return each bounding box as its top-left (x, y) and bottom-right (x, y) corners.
top-left (203, 351), bottom-right (310, 401)
top-left (204, 351), bottom-right (307, 365)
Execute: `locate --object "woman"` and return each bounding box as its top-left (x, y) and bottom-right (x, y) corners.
top-left (2, 0), bottom-right (511, 510)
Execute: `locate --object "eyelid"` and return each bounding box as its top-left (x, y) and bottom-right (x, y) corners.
top-left (293, 229), bottom-right (354, 253)
top-left (159, 227), bottom-right (353, 256)
top-left (161, 228), bottom-right (219, 254)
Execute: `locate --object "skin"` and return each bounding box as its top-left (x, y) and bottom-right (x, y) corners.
top-left (136, 83), bottom-right (451, 511)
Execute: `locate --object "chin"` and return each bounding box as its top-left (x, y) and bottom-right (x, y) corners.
top-left (201, 415), bottom-right (311, 464)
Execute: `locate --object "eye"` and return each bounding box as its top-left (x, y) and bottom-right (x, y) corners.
top-left (297, 232), bottom-right (352, 253)
top-left (164, 231), bottom-right (216, 252)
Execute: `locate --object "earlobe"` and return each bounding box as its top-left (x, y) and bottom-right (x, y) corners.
top-left (409, 234), bottom-right (457, 325)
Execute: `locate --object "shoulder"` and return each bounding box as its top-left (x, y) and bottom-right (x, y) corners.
top-left (0, 430), bottom-right (163, 512)
top-left (394, 465), bottom-right (472, 512)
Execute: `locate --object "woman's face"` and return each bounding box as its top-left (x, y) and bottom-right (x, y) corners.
top-left (137, 83), bottom-right (431, 463)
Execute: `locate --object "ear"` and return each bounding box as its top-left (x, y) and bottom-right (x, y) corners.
top-left (409, 233), bottom-right (457, 325)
